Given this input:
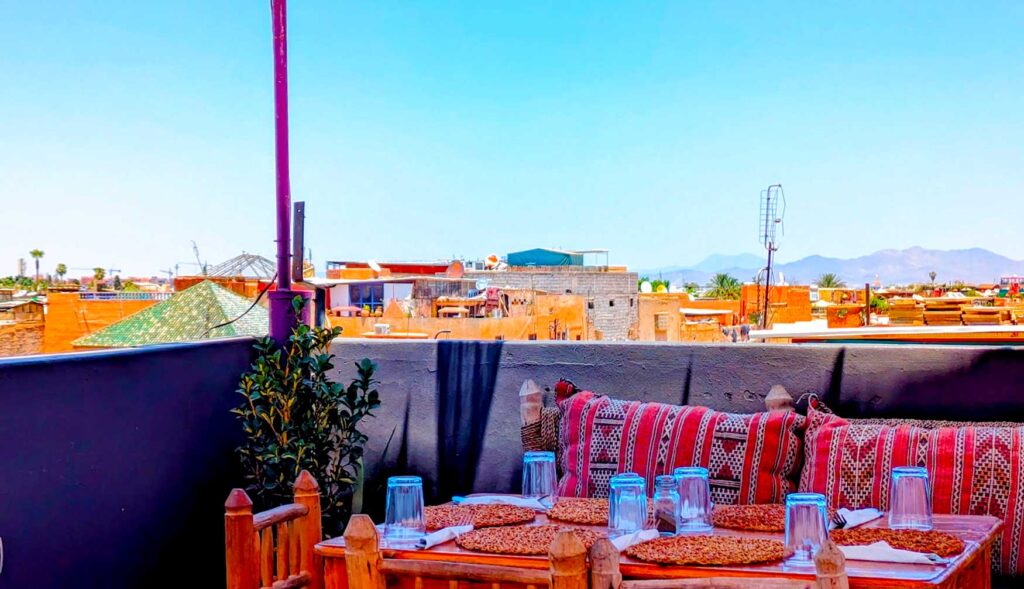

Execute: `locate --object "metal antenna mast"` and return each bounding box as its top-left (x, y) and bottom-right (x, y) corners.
top-left (758, 184), bottom-right (785, 329)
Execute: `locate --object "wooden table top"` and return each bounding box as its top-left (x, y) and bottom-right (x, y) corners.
top-left (316, 513), bottom-right (1002, 587)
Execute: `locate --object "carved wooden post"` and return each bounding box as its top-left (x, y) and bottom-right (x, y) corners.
top-left (343, 514), bottom-right (385, 589)
top-left (589, 538), bottom-right (622, 589)
top-left (294, 470), bottom-right (323, 589)
top-left (225, 488), bottom-right (259, 589)
top-left (765, 384), bottom-right (795, 412)
top-left (549, 530), bottom-right (587, 589)
top-left (815, 539), bottom-right (850, 589)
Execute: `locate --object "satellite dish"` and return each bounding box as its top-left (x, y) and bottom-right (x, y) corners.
top-left (475, 279), bottom-right (489, 290)
top-left (640, 281), bottom-right (653, 293)
top-left (368, 259), bottom-right (382, 273)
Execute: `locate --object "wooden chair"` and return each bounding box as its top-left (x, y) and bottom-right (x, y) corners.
top-left (225, 470), bottom-right (323, 589)
top-left (589, 537), bottom-right (848, 589)
top-left (343, 514), bottom-right (588, 589)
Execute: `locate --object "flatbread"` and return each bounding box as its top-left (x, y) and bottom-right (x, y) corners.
top-left (546, 498), bottom-right (609, 525)
top-left (424, 504), bottom-right (536, 531)
top-left (712, 504), bottom-right (787, 532)
top-left (830, 528), bottom-right (965, 557)
top-left (455, 524), bottom-right (604, 555)
top-left (627, 535), bottom-right (785, 566)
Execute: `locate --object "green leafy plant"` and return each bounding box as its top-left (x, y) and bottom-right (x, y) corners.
top-left (816, 273), bottom-right (846, 288)
top-left (869, 295), bottom-right (889, 313)
top-left (233, 296), bottom-right (380, 536)
top-left (705, 273), bottom-right (742, 300)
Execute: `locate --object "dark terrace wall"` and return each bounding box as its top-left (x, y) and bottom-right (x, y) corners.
top-left (329, 340), bottom-right (1024, 514)
top-left (0, 338), bottom-right (254, 588)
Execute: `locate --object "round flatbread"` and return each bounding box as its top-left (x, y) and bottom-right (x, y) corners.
top-left (830, 528), bottom-right (965, 557)
top-left (627, 535), bottom-right (785, 566)
top-left (455, 524), bottom-right (604, 555)
top-left (712, 504), bottom-right (787, 532)
top-left (546, 498), bottom-right (609, 525)
top-left (424, 504), bottom-right (536, 531)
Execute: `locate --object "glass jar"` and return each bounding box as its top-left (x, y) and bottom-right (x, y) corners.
top-left (652, 475), bottom-right (679, 536)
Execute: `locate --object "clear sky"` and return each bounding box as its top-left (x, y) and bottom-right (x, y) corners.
top-left (2, 1), bottom-right (1023, 278)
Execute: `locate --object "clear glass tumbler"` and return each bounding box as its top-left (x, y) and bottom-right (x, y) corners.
top-left (674, 466), bottom-right (713, 533)
top-left (522, 451), bottom-right (558, 500)
top-left (784, 492), bottom-right (828, 566)
top-left (889, 466), bottom-right (933, 530)
top-left (384, 475), bottom-right (426, 546)
top-left (652, 475), bottom-right (680, 536)
top-left (609, 472), bottom-right (647, 535)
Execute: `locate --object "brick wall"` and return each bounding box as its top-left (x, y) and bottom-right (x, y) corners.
top-left (0, 322), bottom-right (44, 356)
top-left (466, 268), bottom-right (638, 340)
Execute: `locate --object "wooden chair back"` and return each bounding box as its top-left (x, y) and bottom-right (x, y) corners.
top-left (343, 514), bottom-right (588, 589)
top-left (224, 470), bottom-right (323, 589)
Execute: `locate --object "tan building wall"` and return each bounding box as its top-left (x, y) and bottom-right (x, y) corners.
top-left (0, 322), bottom-right (44, 356)
top-left (637, 293), bottom-right (736, 342)
top-left (43, 293), bottom-right (158, 354)
top-left (740, 285), bottom-right (812, 325)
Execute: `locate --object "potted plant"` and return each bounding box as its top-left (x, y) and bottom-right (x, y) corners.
top-left (826, 304), bottom-right (865, 328)
top-left (233, 296), bottom-right (381, 536)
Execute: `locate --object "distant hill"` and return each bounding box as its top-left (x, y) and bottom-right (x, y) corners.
top-left (640, 247), bottom-right (1024, 286)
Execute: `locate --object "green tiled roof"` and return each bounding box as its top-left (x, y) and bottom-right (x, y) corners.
top-left (73, 280), bottom-right (268, 348)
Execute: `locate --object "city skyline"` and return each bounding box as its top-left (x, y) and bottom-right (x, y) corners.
top-left (3, 2), bottom-right (1023, 276)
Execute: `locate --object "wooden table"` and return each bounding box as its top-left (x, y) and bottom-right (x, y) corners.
top-left (316, 513), bottom-right (1002, 589)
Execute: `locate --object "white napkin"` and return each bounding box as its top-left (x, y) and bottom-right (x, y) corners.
top-left (417, 525), bottom-right (473, 550)
top-left (839, 541), bottom-right (941, 565)
top-left (611, 529), bottom-right (660, 552)
top-left (833, 508), bottom-right (883, 529)
top-left (453, 495), bottom-right (549, 510)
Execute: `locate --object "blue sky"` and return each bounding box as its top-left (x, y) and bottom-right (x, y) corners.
top-left (2, 2), bottom-right (1022, 277)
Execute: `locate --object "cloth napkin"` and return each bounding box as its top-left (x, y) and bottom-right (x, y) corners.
top-left (839, 541), bottom-right (942, 565)
top-left (833, 508), bottom-right (884, 529)
top-left (452, 495), bottom-right (550, 510)
top-left (610, 529), bottom-right (660, 552)
top-left (417, 525), bottom-right (473, 550)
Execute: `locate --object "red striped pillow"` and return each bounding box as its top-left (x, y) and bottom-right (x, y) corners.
top-left (799, 406), bottom-right (1024, 575)
top-left (556, 392), bottom-right (804, 505)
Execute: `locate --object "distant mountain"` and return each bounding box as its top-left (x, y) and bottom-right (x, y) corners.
top-left (641, 247), bottom-right (1024, 286)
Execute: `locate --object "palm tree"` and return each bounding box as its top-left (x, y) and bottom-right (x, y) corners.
top-left (683, 282), bottom-right (700, 295)
top-left (705, 273), bottom-right (742, 300)
top-left (29, 249), bottom-right (44, 281)
top-left (929, 271), bottom-right (937, 286)
top-left (92, 267), bottom-right (106, 291)
top-left (55, 263), bottom-right (67, 283)
top-left (816, 273), bottom-right (846, 288)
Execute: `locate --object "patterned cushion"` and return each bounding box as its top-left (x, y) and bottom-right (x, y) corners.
top-left (799, 406), bottom-right (1024, 575)
top-left (556, 392), bottom-right (805, 505)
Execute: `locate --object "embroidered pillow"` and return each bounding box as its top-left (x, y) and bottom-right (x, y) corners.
top-left (799, 405), bottom-right (1024, 575)
top-left (556, 392), bottom-right (804, 506)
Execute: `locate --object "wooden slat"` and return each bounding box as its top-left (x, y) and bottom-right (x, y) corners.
top-left (255, 504), bottom-right (309, 531)
top-left (225, 489), bottom-right (259, 589)
top-left (277, 522), bottom-right (290, 580)
top-left (381, 560), bottom-right (551, 585)
top-left (290, 520), bottom-right (301, 577)
top-left (261, 527), bottom-right (275, 587)
top-left (621, 579), bottom-right (815, 589)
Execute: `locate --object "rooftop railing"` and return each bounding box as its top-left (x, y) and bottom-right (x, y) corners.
top-left (78, 291), bottom-right (173, 301)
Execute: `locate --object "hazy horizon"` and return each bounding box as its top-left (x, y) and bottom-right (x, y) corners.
top-left (3, 2), bottom-right (1023, 277)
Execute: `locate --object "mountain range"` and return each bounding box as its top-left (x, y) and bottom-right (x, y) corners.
top-left (639, 247), bottom-right (1024, 286)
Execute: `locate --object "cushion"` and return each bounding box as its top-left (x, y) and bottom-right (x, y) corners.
top-left (799, 405), bottom-right (1024, 575)
top-left (556, 391), bottom-right (805, 505)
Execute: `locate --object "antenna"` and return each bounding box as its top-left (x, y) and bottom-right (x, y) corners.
top-left (757, 184), bottom-right (786, 329)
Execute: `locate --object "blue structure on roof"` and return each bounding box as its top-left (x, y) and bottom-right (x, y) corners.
top-left (507, 248), bottom-right (584, 267)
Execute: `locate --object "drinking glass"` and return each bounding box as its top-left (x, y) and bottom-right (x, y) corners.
top-left (673, 466), bottom-right (713, 533)
top-left (384, 476), bottom-right (425, 546)
top-left (652, 475), bottom-right (680, 536)
top-left (889, 466), bottom-right (933, 530)
top-left (522, 451), bottom-right (558, 500)
top-left (784, 493), bottom-right (828, 566)
top-left (609, 472), bottom-right (647, 535)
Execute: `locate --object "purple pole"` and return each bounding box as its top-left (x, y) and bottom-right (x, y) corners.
top-left (267, 0), bottom-right (308, 344)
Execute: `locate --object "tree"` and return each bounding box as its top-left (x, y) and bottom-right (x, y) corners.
top-left (816, 273), bottom-right (846, 288)
top-left (683, 282), bottom-right (700, 295)
top-left (929, 271), bottom-right (937, 286)
top-left (92, 267), bottom-right (106, 291)
top-left (55, 263), bottom-right (67, 283)
top-left (29, 249), bottom-right (44, 281)
top-left (705, 273), bottom-right (742, 300)
top-left (122, 281), bottom-right (140, 292)
top-left (112, 275), bottom-right (123, 290)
